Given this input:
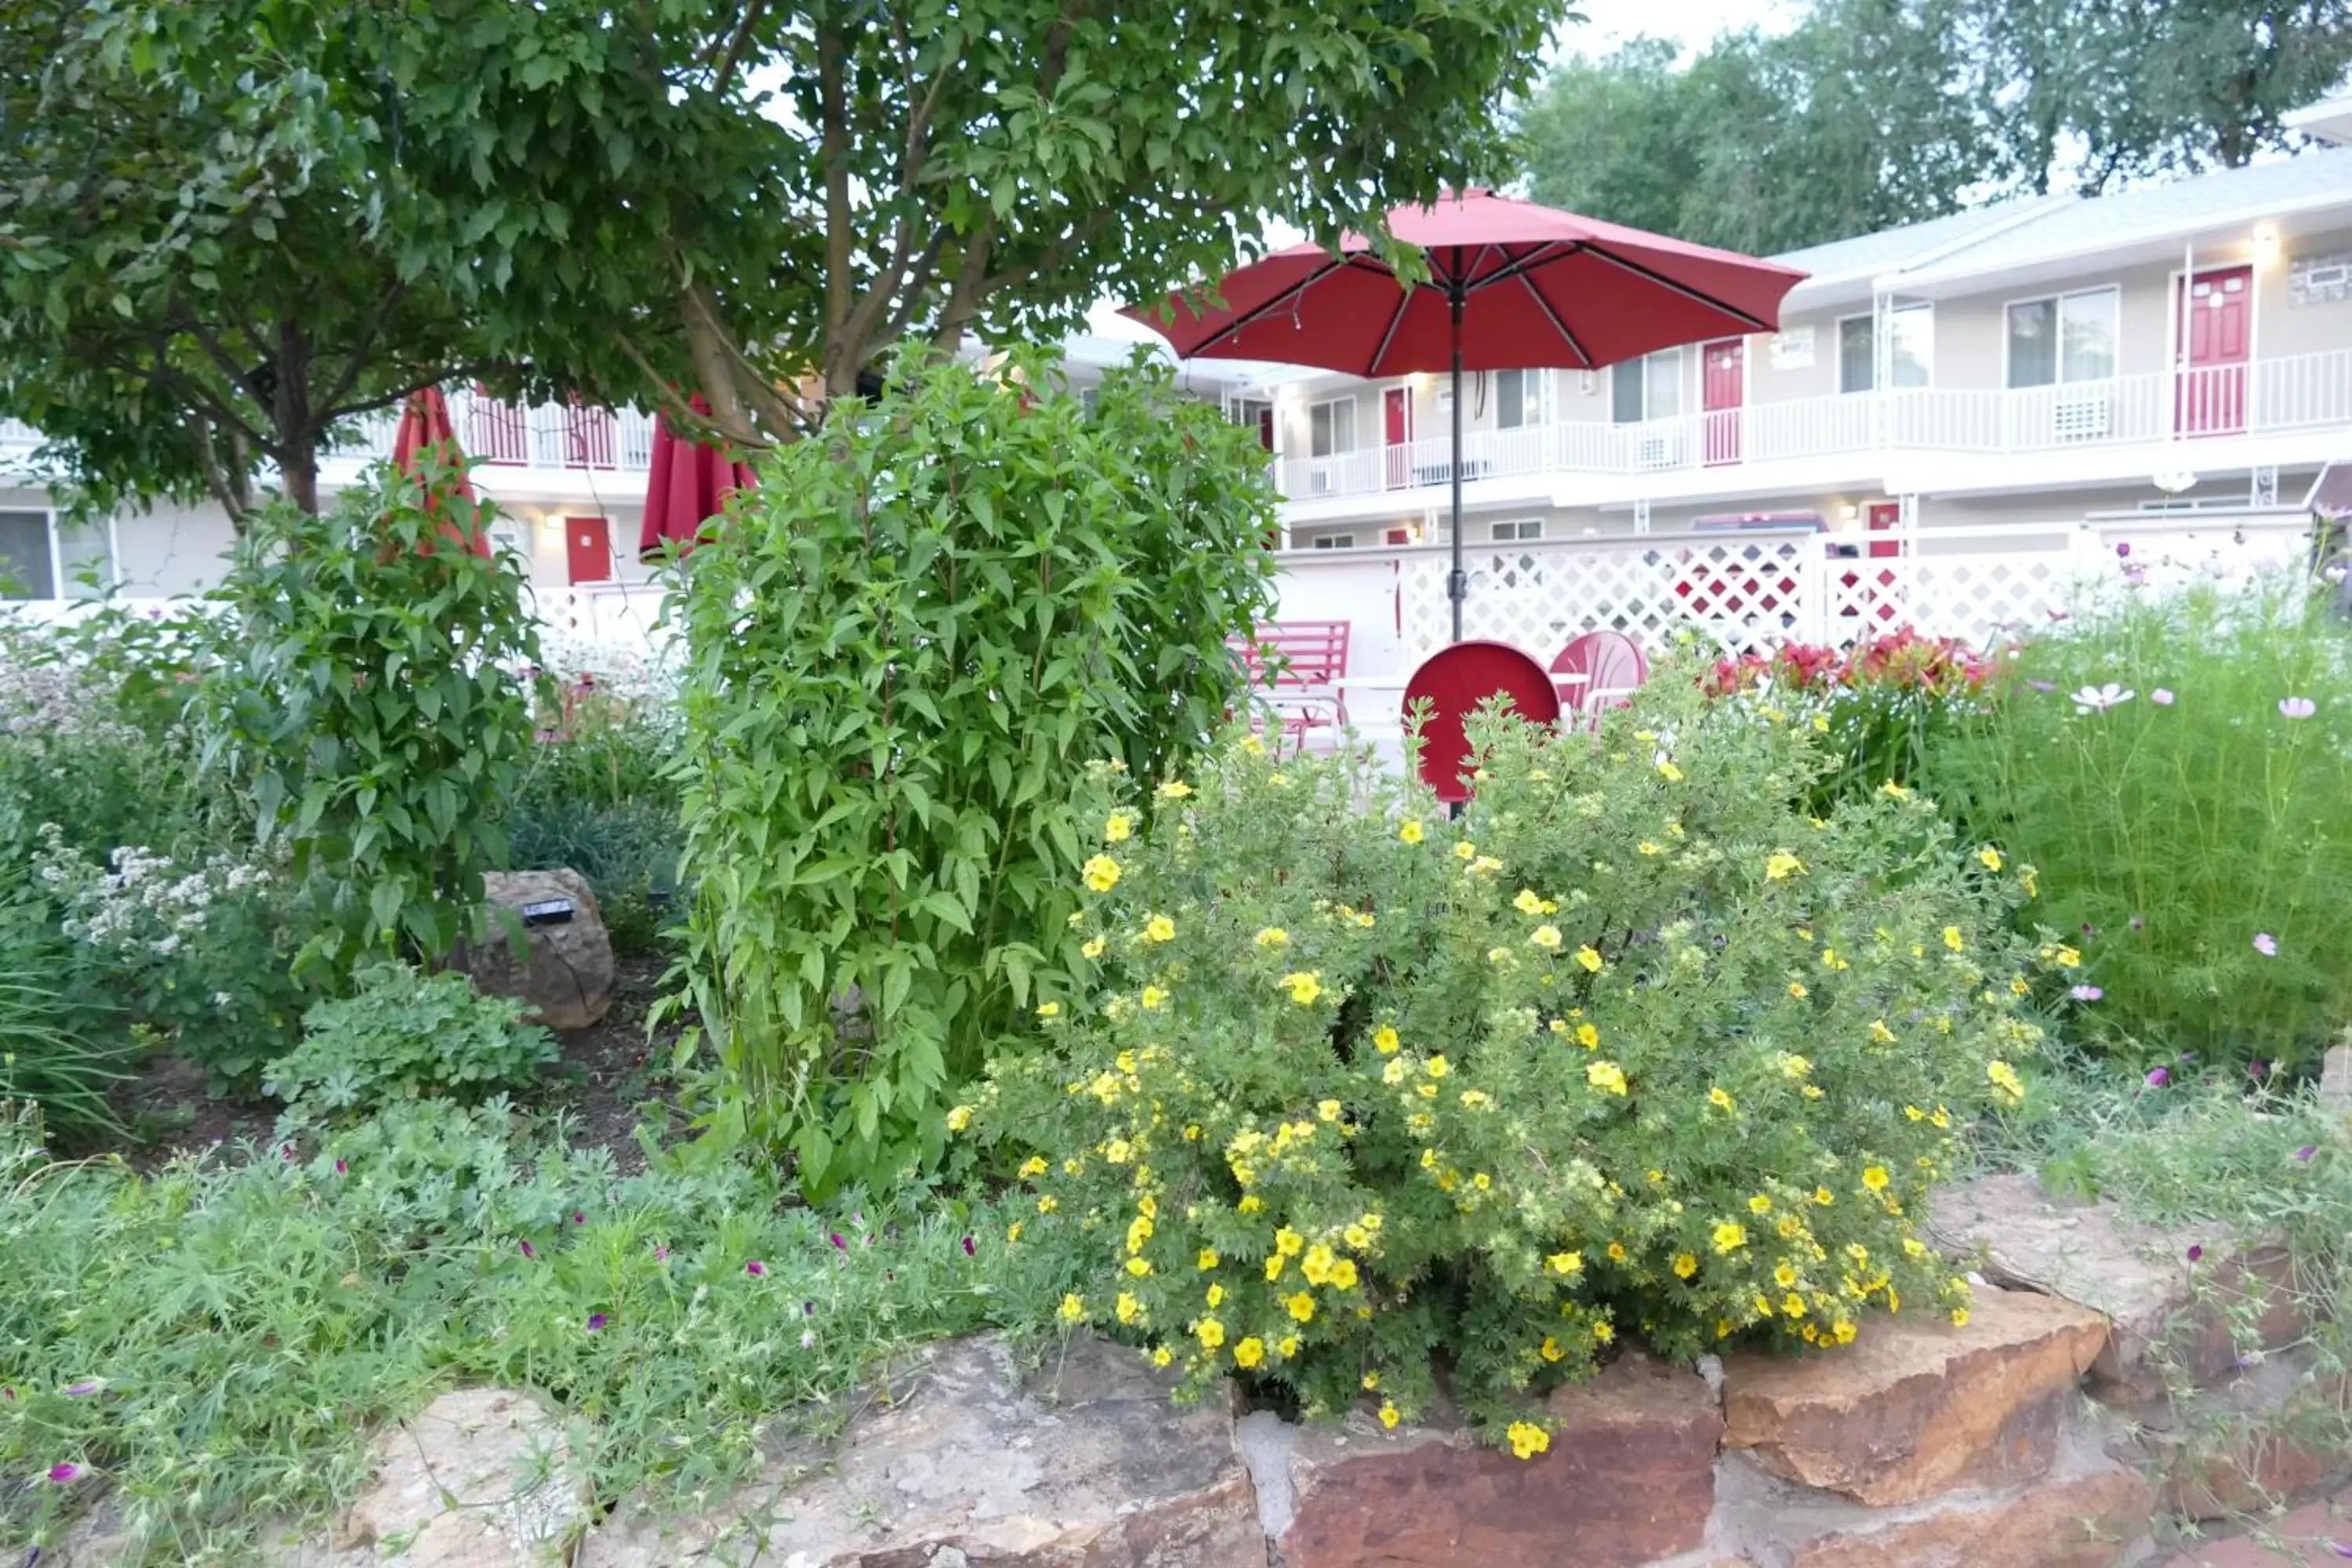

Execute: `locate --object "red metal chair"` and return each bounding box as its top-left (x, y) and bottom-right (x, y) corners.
top-left (1551, 630), bottom-right (1650, 728)
top-left (1228, 620), bottom-right (1351, 748)
top-left (1401, 641), bottom-right (1561, 804)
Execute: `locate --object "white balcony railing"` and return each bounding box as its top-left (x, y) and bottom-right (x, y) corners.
top-left (1276, 348), bottom-right (2352, 503)
top-left (342, 392), bottom-right (656, 474)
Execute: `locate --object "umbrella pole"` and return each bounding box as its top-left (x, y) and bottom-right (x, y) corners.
top-left (1447, 281), bottom-right (1465, 644)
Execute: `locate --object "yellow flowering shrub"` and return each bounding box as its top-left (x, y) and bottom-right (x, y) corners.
top-left (967, 673), bottom-right (2043, 1448)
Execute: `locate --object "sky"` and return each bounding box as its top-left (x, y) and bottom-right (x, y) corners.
top-left (1553, 0), bottom-right (1795, 60)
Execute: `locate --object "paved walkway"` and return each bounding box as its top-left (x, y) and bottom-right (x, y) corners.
top-left (2167, 1490), bottom-right (2352, 1566)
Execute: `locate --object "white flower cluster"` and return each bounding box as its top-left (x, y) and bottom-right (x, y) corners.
top-left (0, 633), bottom-right (140, 746)
top-left (34, 825), bottom-right (271, 964)
top-left (528, 626), bottom-right (684, 711)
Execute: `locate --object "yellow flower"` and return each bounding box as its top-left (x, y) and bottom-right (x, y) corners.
top-left (1978, 845), bottom-right (2004, 872)
top-left (1506, 1421), bottom-right (1552, 1461)
top-left (1813, 1185), bottom-right (1835, 1206)
top-left (1378, 1401), bottom-right (1401, 1429)
top-left (1125, 1258), bottom-right (1152, 1276)
top-left (1143, 913), bottom-right (1176, 943)
top-left (1861, 1165), bottom-right (1891, 1192)
top-left (1035, 1001), bottom-right (1061, 1020)
top-left (1821, 947), bottom-right (1849, 971)
top-left (1081, 855), bottom-right (1121, 893)
top-left (2051, 944), bottom-right (2081, 969)
top-left (1530, 924), bottom-right (1564, 951)
top-left (1586, 1060), bottom-right (1628, 1096)
top-left (1126, 1215), bottom-right (1153, 1252)
top-left (1233, 1336), bottom-right (1265, 1369)
top-left (1575, 1022), bottom-right (1600, 1049)
top-left (1783, 1293), bottom-right (1807, 1318)
top-left (1879, 779), bottom-right (1911, 800)
top-left (1773, 1261), bottom-right (1798, 1287)
top-left (1548, 1250), bottom-right (1583, 1276)
top-left (1951, 1308), bottom-right (1970, 1327)
top-left (1240, 733), bottom-right (1268, 756)
top-left (1018, 1156), bottom-right (1047, 1179)
top-left (1206, 1283), bottom-right (1225, 1307)
top-left (1149, 1345), bottom-right (1173, 1367)
top-left (1317, 1098), bottom-right (1343, 1123)
top-left (1279, 971), bottom-right (1323, 1006)
top-left (1104, 812), bottom-right (1134, 843)
top-left (1540, 1334), bottom-right (1566, 1363)
top-left (1059, 1293), bottom-right (1086, 1323)
top-left (1868, 1019), bottom-right (1896, 1044)
top-left (1425, 1055), bottom-right (1451, 1079)
top-left (1592, 1319), bottom-right (1615, 1344)
top-left (1765, 849), bottom-right (1805, 881)
top-left (1037, 1195), bottom-right (1058, 1213)
top-left (1265, 1254), bottom-right (1286, 1281)
top-left (1275, 1228), bottom-right (1305, 1257)
top-left (1469, 855), bottom-right (1504, 877)
top-left (1712, 1221), bottom-right (1748, 1254)
top-left (1196, 1316), bottom-right (1225, 1349)
top-left (1639, 840), bottom-right (1664, 855)
top-left (1285, 1291), bottom-right (1317, 1323)
top-left (1788, 981), bottom-right (1808, 999)
top-left (1081, 935), bottom-right (1106, 959)
top-left (1575, 946), bottom-right (1603, 972)
top-left (1140, 985), bottom-right (1167, 1011)
top-left (1777, 1053), bottom-right (1811, 1080)
top-left (1116, 1291), bottom-right (1143, 1325)
top-left (1471, 1171), bottom-right (1491, 1189)
top-left (1672, 1252), bottom-right (1698, 1279)
top-left (1254, 926), bottom-right (1289, 948)
top-left (1302, 1243), bottom-right (1336, 1285)
top-left (1454, 840), bottom-right (1477, 862)
top-left (1343, 1224), bottom-right (1370, 1248)
top-left (946, 1105), bottom-right (974, 1132)
top-left (1513, 888), bottom-right (1546, 915)
top-left (1382, 1058), bottom-right (1407, 1085)
top-left (1278, 1335), bottom-right (1301, 1356)
top-left (1748, 1193), bottom-right (1772, 1215)
top-left (1373, 1024), bottom-right (1401, 1054)
top-left (1708, 1086), bottom-right (1736, 1113)
top-left (1987, 1059), bottom-right (2024, 1104)
top-left (1238, 1195), bottom-right (1262, 1214)
top-left (2023, 868), bottom-right (2038, 898)
top-left (1007, 1222), bottom-right (1022, 1243)
top-left (1329, 1258), bottom-right (1359, 1290)
top-left (1657, 760), bottom-right (1684, 783)
top-left (1943, 925), bottom-right (1965, 953)
top-left (1158, 780), bottom-right (1194, 800)
top-left (1399, 819), bottom-right (1426, 845)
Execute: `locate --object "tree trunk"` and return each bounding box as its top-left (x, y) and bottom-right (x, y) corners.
top-left (281, 439), bottom-right (321, 515)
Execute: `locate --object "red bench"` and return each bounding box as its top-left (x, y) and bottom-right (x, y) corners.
top-left (1229, 620), bottom-right (1351, 748)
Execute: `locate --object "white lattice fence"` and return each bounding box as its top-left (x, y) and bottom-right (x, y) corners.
top-left (1818, 548), bottom-right (2082, 647)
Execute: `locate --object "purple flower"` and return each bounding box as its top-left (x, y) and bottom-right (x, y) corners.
top-left (2187, 1244), bottom-right (2204, 1263)
top-left (2068, 985), bottom-right (2103, 1002)
top-left (572, 1210), bottom-right (586, 1226)
top-left (46, 1463), bottom-right (80, 1484)
top-left (62, 1381), bottom-right (100, 1397)
top-left (2116, 542), bottom-right (2132, 558)
top-left (2250, 1061), bottom-right (2268, 1079)
top-left (332, 1159), bottom-right (347, 1176)
top-left (828, 1232), bottom-right (846, 1251)
top-left (653, 1243), bottom-right (670, 1264)
top-left (803, 1301), bottom-right (816, 1316)
top-left (2296, 1145), bottom-right (2318, 1162)
top-left (2151, 688), bottom-right (2174, 706)
top-left (2027, 679), bottom-right (2056, 693)
top-left (2280, 697), bottom-right (2318, 720)
top-left (2327, 1542), bottom-right (2352, 1560)
top-left (745, 1260), bottom-right (766, 1277)
top-left (586, 1312), bottom-right (608, 1333)
top-left (518, 1240), bottom-right (536, 1261)
top-left (961, 1235), bottom-right (977, 1258)
top-left (2145, 1067), bottom-right (2171, 1087)
top-left (279, 1142), bottom-right (296, 1161)
top-left (2254, 932), bottom-right (2279, 957)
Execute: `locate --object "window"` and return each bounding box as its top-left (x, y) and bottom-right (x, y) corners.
top-left (1837, 305), bottom-right (1934, 393)
top-left (2006, 288), bottom-right (2118, 388)
top-left (1310, 532), bottom-right (1356, 550)
top-left (1610, 350), bottom-right (1681, 423)
top-left (0, 510), bottom-right (54, 600)
top-left (1309, 397), bottom-right (1357, 457)
top-left (1229, 397), bottom-right (1274, 451)
top-left (1492, 519), bottom-right (1544, 542)
top-left (1495, 369), bottom-right (1548, 430)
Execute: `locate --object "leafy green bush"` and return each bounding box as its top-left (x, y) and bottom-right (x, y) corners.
top-left (968, 680), bottom-right (2043, 1448)
top-left (0, 1099), bottom-right (1058, 1563)
top-left (506, 700), bottom-right (683, 958)
top-left (0, 969), bottom-right (128, 1143)
top-left (671, 350), bottom-right (1278, 1196)
top-left (265, 962), bottom-right (557, 1116)
top-left (1918, 580), bottom-right (2352, 1070)
top-left (201, 465), bottom-right (547, 975)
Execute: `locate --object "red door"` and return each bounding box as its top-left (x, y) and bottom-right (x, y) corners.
top-left (565, 515), bottom-right (612, 585)
top-left (1384, 387), bottom-right (1413, 488)
top-left (2176, 266), bottom-right (2251, 436)
top-left (1702, 339), bottom-right (1744, 466)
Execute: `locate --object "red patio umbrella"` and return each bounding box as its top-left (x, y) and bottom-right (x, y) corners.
top-left (389, 386), bottom-right (489, 556)
top-left (1127, 190), bottom-right (1806, 641)
top-left (637, 394), bottom-right (757, 561)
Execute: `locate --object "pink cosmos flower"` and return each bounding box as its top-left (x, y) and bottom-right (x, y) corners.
top-left (63, 1381), bottom-right (100, 1397)
top-left (2145, 1067), bottom-right (2170, 1087)
top-left (2068, 985), bottom-right (2103, 1002)
top-left (517, 1240), bottom-right (536, 1261)
top-left (586, 1312), bottom-right (608, 1333)
top-left (48, 1462), bottom-right (81, 1483)
top-left (745, 1260), bottom-right (766, 1277)
top-left (2151, 689), bottom-right (2174, 706)
top-left (828, 1232), bottom-right (846, 1250)
top-left (2254, 933), bottom-right (2279, 957)
top-left (2296, 1145), bottom-right (2319, 1162)
top-left (653, 1243), bottom-right (670, 1264)
top-left (332, 1160), bottom-right (347, 1175)
top-left (2187, 1244), bottom-right (2204, 1262)
top-left (2281, 697), bottom-right (2318, 720)
top-left (961, 1236), bottom-right (977, 1257)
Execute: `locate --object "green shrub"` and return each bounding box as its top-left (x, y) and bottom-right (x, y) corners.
top-left (201, 465), bottom-right (548, 977)
top-left (1917, 580), bottom-right (2352, 1071)
top-left (968, 679), bottom-right (2045, 1449)
top-left (670, 349), bottom-right (1277, 1196)
top-left (266, 962), bottom-right (557, 1116)
top-left (0, 969), bottom-right (129, 1143)
top-left (0, 1099), bottom-right (1058, 1563)
top-left (506, 702), bottom-right (684, 959)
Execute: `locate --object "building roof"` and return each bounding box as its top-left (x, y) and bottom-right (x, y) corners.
top-left (1777, 147), bottom-right (2352, 302)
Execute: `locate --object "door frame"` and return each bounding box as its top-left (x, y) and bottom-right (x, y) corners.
top-left (564, 514), bottom-right (614, 586)
top-left (2164, 263), bottom-right (2259, 380)
top-left (1700, 336), bottom-right (1748, 466)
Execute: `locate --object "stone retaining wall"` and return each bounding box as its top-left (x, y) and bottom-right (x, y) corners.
top-left (57, 1174), bottom-right (2340, 1568)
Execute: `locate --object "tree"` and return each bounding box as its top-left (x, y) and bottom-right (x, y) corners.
top-left (378, 0), bottom-right (1573, 449)
top-left (1515, 39), bottom-right (1698, 240)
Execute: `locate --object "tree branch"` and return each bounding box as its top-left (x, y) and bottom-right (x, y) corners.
top-left (709, 0), bottom-right (768, 95)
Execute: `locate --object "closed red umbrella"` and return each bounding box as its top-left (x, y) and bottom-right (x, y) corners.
top-left (390, 386), bottom-right (489, 556)
top-left (638, 394), bottom-right (757, 561)
top-left (1127, 190), bottom-right (1806, 640)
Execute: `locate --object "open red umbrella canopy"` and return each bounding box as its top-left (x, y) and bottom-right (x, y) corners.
top-left (1125, 190), bottom-right (1806, 641)
top-left (389, 386), bottom-right (489, 557)
top-left (638, 394), bottom-right (757, 561)
top-left (1128, 188), bottom-right (1805, 373)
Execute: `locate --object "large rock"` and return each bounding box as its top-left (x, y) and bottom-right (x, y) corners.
top-left (578, 1333), bottom-right (1261, 1567)
top-left (1929, 1172), bottom-right (2302, 1402)
top-left (1786, 1458), bottom-right (2154, 1568)
top-left (266, 1388), bottom-right (586, 1566)
top-left (1243, 1349), bottom-right (1722, 1568)
top-left (2126, 1350), bottom-right (2352, 1520)
top-left (1722, 1283), bottom-right (2108, 1506)
top-left (456, 869), bottom-right (615, 1031)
